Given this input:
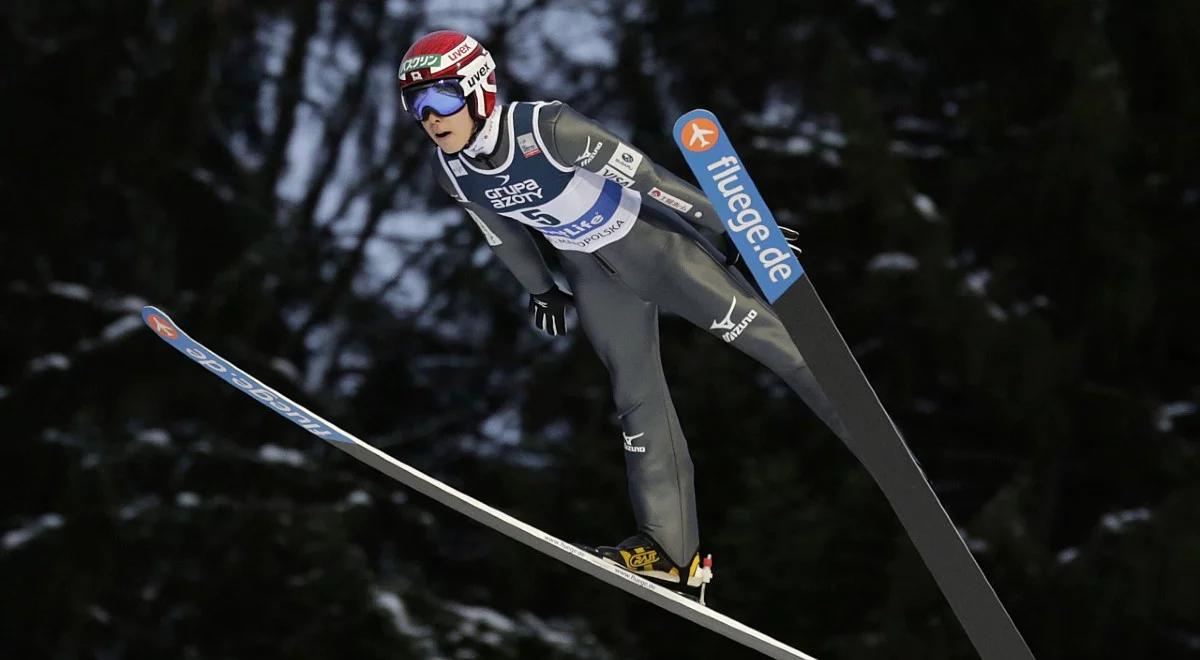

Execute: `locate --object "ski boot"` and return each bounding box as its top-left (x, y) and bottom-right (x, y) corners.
top-left (578, 534), bottom-right (714, 605)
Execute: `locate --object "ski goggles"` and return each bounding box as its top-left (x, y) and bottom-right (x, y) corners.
top-left (402, 79), bottom-right (467, 121)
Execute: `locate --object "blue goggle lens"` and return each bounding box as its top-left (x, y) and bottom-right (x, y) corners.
top-left (405, 81), bottom-right (467, 121)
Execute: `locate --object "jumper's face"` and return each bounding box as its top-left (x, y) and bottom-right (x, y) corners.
top-left (422, 106), bottom-right (474, 154)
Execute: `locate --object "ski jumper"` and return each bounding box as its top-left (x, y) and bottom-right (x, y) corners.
top-left (433, 101), bottom-right (849, 568)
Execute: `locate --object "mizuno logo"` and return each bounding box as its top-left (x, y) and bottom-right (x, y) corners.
top-left (710, 298), bottom-right (739, 331)
top-left (574, 137), bottom-right (602, 166)
top-left (710, 297), bottom-right (757, 343)
top-left (623, 431), bottom-right (646, 453)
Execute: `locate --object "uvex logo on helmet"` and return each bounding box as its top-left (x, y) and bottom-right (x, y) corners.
top-left (459, 55), bottom-right (494, 93)
top-left (443, 40), bottom-right (474, 66)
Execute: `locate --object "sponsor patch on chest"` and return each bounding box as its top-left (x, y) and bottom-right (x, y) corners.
top-left (517, 132), bottom-right (541, 158)
top-left (484, 178), bottom-right (544, 209)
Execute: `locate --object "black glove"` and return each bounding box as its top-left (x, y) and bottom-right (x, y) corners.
top-left (722, 233), bottom-right (742, 267)
top-left (528, 287), bottom-right (573, 336)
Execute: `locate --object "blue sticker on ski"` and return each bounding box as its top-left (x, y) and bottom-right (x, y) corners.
top-left (672, 109), bottom-right (803, 302)
top-left (672, 111), bottom-right (1036, 660)
top-left (141, 306), bottom-right (354, 444)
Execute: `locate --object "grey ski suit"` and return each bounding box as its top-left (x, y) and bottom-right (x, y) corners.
top-left (432, 101), bottom-right (848, 567)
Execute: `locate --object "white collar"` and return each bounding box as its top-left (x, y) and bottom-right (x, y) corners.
top-left (462, 105), bottom-right (503, 158)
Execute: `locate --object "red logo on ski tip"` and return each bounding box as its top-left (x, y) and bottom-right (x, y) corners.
top-left (147, 315), bottom-right (178, 340)
top-left (681, 118), bottom-right (719, 152)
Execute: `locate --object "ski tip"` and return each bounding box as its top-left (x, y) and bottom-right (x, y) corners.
top-left (142, 306), bottom-right (183, 343)
top-left (141, 305), bottom-right (168, 326)
top-left (672, 108), bottom-right (718, 135)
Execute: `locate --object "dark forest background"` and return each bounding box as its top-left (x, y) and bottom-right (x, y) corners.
top-left (2, 1), bottom-right (1198, 658)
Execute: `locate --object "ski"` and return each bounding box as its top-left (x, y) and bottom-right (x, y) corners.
top-left (673, 110), bottom-right (1036, 660)
top-left (140, 306), bottom-right (818, 660)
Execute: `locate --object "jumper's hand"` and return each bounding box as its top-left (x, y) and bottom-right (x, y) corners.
top-left (528, 288), bottom-right (573, 337)
top-left (779, 226), bottom-right (803, 257)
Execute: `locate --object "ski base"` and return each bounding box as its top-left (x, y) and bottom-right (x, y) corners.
top-left (140, 306), bottom-right (818, 660)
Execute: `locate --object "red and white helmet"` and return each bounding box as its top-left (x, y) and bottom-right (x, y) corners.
top-left (398, 30), bottom-right (498, 122)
